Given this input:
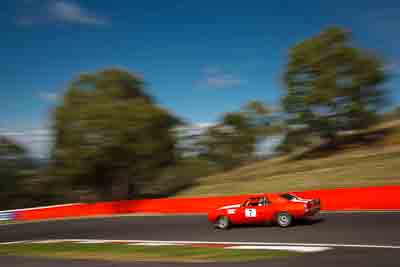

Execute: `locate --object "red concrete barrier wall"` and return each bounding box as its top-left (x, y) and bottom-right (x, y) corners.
top-left (14, 195), bottom-right (250, 221)
top-left (14, 186), bottom-right (400, 221)
top-left (292, 186), bottom-right (400, 211)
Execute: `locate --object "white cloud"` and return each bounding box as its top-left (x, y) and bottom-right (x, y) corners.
top-left (32, 129), bottom-right (51, 136)
top-left (49, 1), bottom-right (108, 25)
top-left (197, 67), bottom-right (245, 89)
top-left (205, 74), bottom-right (243, 88)
top-left (175, 123), bottom-right (215, 139)
top-left (17, 0), bottom-right (109, 26)
top-left (39, 92), bottom-right (60, 102)
top-left (194, 122), bottom-right (215, 128)
top-left (203, 66), bottom-right (223, 75)
top-left (0, 128), bottom-right (53, 158)
top-left (385, 63), bottom-right (400, 75)
top-left (0, 132), bottom-right (26, 137)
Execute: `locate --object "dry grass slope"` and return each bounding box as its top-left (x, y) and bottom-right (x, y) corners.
top-left (177, 121), bottom-right (400, 196)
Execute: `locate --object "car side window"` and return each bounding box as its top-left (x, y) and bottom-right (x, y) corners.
top-left (258, 197), bottom-right (270, 206)
top-left (260, 197), bottom-right (266, 206)
top-left (249, 200), bottom-right (259, 207)
top-left (243, 198), bottom-right (257, 207)
top-left (243, 197), bottom-right (269, 207)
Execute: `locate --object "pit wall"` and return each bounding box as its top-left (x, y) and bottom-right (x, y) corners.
top-left (5, 186), bottom-right (400, 222)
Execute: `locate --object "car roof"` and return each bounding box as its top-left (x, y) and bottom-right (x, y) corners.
top-left (246, 194), bottom-right (265, 198)
top-left (246, 193), bottom-right (279, 198)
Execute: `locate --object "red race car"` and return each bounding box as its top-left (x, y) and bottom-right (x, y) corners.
top-left (208, 193), bottom-right (320, 229)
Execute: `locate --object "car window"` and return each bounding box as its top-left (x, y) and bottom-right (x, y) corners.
top-left (249, 199), bottom-right (259, 206)
top-left (280, 194), bottom-right (297, 200)
top-left (242, 200), bottom-right (250, 207)
top-left (261, 197), bottom-right (269, 206)
top-left (243, 197), bottom-right (268, 207)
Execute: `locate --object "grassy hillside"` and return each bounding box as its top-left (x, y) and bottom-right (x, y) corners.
top-left (177, 121), bottom-right (400, 197)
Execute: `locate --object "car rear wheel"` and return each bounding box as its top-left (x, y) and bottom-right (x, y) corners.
top-left (215, 216), bottom-right (230, 230)
top-left (276, 212), bottom-right (292, 228)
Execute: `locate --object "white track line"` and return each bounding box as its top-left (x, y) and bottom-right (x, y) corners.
top-left (1, 239), bottom-right (400, 249)
top-left (76, 240), bottom-right (111, 244)
top-left (130, 242), bottom-right (180, 246)
top-left (82, 240), bottom-right (400, 249)
top-left (227, 246), bottom-right (332, 252)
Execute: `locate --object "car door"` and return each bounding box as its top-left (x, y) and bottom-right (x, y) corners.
top-left (262, 197), bottom-right (275, 222)
top-left (243, 197), bottom-right (276, 224)
top-left (239, 197), bottom-right (268, 224)
top-left (243, 205), bottom-right (262, 224)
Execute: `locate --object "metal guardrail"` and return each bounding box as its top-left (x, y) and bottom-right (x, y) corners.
top-left (0, 211), bottom-right (14, 221)
top-left (0, 203), bottom-right (83, 222)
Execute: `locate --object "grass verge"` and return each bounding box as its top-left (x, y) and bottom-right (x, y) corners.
top-left (177, 124), bottom-right (400, 196)
top-left (0, 243), bottom-right (294, 263)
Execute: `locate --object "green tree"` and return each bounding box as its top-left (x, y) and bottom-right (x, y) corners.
top-left (242, 100), bottom-right (284, 136)
top-left (244, 101), bottom-right (272, 117)
top-left (395, 106), bottom-right (400, 117)
top-left (0, 137), bottom-right (30, 209)
top-left (200, 112), bottom-right (256, 170)
top-left (283, 27), bottom-right (387, 140)
top-left (243, 100), bottom-right (272, 127)
top-left (52, 69), bottom-right (179, 200)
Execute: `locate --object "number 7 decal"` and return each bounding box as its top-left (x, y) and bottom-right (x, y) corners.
top-left (245, 208), bottom-right (257, 217)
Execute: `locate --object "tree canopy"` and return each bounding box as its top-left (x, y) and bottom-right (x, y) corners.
top-left (52, 69), bottom-right (179, 200)
top-left (199, 112), bottom-right (256, 170)
top-left (282, 27), bottom-right (387, 139)
top-left (0, 137), bottom-right (31, 209)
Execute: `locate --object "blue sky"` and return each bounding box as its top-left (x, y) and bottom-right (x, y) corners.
top-left (1, 0), bottom-right (400, 156)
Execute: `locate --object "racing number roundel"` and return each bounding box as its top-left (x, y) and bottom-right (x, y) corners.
top-left (245, 208), bottom-right (257, 218)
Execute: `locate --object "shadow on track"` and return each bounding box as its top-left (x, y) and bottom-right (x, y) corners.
top-left (214, 217), bottom-right (325, 230)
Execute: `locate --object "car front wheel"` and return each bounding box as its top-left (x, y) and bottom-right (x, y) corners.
top-left (276, 212), bottom-right (292, 228)
top-left (215, 216), bottom-right (230, 230)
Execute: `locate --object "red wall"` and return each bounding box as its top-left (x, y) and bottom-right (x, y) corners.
top-left (292, 186), bottom-right (400, 210)
top-left (15, 186), bottom-right (400, 221)
top-left (14, 195), bottom-right (250, 221)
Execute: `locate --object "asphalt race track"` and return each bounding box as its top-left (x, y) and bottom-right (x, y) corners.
top-left (1, 213), bottom-right (400, 266)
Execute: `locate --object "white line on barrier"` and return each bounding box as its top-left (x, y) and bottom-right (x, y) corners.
top-left (0, 203), bottom-right (83, 213)
top-left (0, 241), bottom-right (26, 245)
